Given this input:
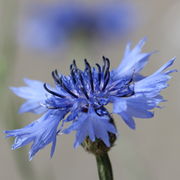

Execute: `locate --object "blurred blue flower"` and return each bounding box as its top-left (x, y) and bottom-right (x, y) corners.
top-left (19, 3), bottom-right (136, 50)
top-left (96, 3), bottom-right (136, 41)
top-left (4, 39), bottom-right (176, 160)
top-left (19, 4), bottom-right (81, 50)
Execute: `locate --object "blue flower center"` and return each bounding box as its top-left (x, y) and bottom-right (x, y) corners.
top-left (43, 57), bottom-right (134, 116)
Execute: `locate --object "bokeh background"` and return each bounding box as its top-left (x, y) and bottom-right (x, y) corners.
top-left (0, 0), bottom-right (179, 180)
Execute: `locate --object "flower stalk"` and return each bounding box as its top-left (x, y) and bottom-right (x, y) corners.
top-left (96, 152), bottom-right (113, 180)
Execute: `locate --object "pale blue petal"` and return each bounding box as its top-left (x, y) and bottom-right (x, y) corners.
top-left (18, 100), bottom-right (46, 114)
top-left (64, 109), bottom-right (117, 148)
top-left (114, 38), bottom-right (154, 77)
top-left (153, 58), bottom-right (176, 75)
top-left (112, 95), bottom-right (160, 129)
top-left (135, 58), bottom-right (176, 97)
top-left (119, 112), bottom-right (136, 129)
top-left (4, 110), bottom-right (67, 160)
top-left (10, 78), bottom-right (49, 114)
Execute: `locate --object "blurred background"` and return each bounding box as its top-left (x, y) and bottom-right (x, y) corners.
top-left (0, 0), bottom-right (179, 180)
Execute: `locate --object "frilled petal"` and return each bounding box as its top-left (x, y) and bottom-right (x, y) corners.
top-left (63, 108), bottom-right (117, 148)
top-left (10, 78), bottom-right (48, 114)
top-left (4, 110), bottom-right (67, 160)
top-left (135, 58), bottom-right (177, 97)
top-left (18, 100), bottom-right (46, 114)
top-left (112, 58), bottom-right (176, 129)
top-left (112, 95), bottom-right (163, 129)
top-left (114, 38), bottom-right (153, 78)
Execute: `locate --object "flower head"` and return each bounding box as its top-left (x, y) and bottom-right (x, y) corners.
top-left (4, 39), bottom-right (176, 160)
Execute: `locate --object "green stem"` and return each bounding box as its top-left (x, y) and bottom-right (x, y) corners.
top-left (96, 153), bottom-right (113, 180)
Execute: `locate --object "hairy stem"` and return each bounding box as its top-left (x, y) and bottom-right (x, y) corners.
top-left (96, 153), bottom-right (113, 180)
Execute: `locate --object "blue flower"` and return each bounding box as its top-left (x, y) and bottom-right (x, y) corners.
top-left (95, 3), bottom-right (136, 41)
top-left (4, 39), bottom-right (176, 160)
top-left (19, 3), bottom-right (81, 50)
top-left (19, 3), bottom-right (136, 51)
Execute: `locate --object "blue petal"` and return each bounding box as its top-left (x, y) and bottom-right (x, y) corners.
top-left (153, 58), bottom-right (176, 75)
top-left (4, 110), bottom-right (67, 160)
top-left (10, 78), bottom-right (49, 114)
top-left (135, 58), bottom-right (176, 97)
top-left (114, 38), bottom-right (154, 78)
top-left (18, 100), bottom-right (46, 114)
top-left (112, 95), bottom-right (160, 129)
top-left (63, 109), bottom-right (117, 148)
top-left (64, 102), bottom-right (82, 122)
top-left (119, 111), bottom-right (136, 129)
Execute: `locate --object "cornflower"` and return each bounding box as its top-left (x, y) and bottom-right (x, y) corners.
top-left (4, 39), bottom-right (176, 163)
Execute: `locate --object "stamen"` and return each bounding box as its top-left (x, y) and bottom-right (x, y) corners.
top-left (44, 83), bottom-right (65, 98)
top-left (59, 78), bottom-right (79, 98)
top-left (102, 56), bottom-right (107, 74)
top-left (84, 59), bottom-right (94, 92)
top-left (70, 67), bottom-right (77, 85)
top-left (96, 63), bottom-right (101, 86)
top-left (104, 58), bottom-right (110, 80)
top-left (52, 70), bottom-right (61, 84)
top-left (70, 60), bottom-right (80, 85)
top-left (102, 71), bottom-right (110, 91)
top-left (73, 59), bottom-right (77, 69)
top-left (79, 72), bottom-right (89, 99)
top-left (52, 68), bottom-right (79, 98)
